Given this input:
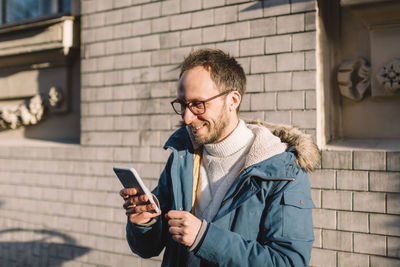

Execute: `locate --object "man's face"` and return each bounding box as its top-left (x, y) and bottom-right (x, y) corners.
top-left (178, 66), bottom-right (231, 145)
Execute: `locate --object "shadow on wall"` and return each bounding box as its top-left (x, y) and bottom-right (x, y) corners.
top-left (0, 228), bottom-right (90, 266)
top-left (242, 0), bottom-right (313, 12)
top-left (23, 50), bottom-right (81, 143)
top-left (388, 215), bottom-right (400, 258)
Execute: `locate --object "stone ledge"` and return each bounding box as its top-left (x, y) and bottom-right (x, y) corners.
top-left (0, 16), bottom-right (78, 58)
top-left (341, 0), bottom-right (393, 6)
top-left (324, 138), bottom-right (400, 152)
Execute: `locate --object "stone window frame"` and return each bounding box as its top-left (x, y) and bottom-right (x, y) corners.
top-left (316, 0), bottom-right (400, 151)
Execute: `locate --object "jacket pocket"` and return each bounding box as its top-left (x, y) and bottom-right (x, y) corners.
top-left (282, 191), bottom-right (315, 240)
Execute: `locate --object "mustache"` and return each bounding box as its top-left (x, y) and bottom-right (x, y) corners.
top-left (177, 120), bottom-right (208, 129)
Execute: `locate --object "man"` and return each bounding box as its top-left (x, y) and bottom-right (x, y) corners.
top-left (120, 49), bottom-right (320, 266)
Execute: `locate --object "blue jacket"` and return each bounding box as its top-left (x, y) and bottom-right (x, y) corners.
top-left (126, 121), bottom-right (320, 267)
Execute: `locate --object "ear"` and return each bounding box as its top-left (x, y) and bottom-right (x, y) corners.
top-left (228, 91), bottom-right (241, 112)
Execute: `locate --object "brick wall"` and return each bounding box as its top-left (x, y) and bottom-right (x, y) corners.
top-left (311, 151), bottom-right (400, 266)
top-left (0, 0), bottom-right (399, 266)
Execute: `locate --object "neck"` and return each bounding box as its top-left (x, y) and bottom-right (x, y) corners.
top-left (215, 116), bottom-right (239, 143)
top-left (204, 119), bottom-right (254, 157)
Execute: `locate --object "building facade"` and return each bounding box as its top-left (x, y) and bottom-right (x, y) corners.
top-left (0, 0), bottom-right (399, 266)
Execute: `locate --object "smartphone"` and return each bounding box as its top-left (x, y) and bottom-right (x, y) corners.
top-left (113, 166), bottom-right (160, 213)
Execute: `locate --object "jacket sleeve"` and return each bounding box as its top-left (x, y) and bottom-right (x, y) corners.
top-left (125, 154), bottom-right (173, 258)
top-left (193, 168), bottom-right (315, 267)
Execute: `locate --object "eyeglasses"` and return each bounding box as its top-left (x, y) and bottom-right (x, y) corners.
top-left (171, 89), bottom-right (235, 116)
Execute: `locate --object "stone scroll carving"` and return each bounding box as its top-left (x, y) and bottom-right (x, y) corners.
top-left (0, 87), bottom-right (63, 130)
top-left (376, 59), bottom-right (400, 94)
top-left (337, 58), bottom-right (371, 101)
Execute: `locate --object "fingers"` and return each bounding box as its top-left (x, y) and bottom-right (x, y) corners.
top-left (125, 203), bottom-right (157, 215)
top-left (168, 225), bottom-right (189, 235)
top-left (168, 218), bottom-right (183, 227)
top-left (120, 188), bottom-right (161, 225)
top-left (123, 194), bottom-right (149, 209)
top-left (167, 218), bottom-right (188, 236)
top-left (119, 188), bottom-right (138, 198)
top-left (165, 210), bottom-right (187, 219)
top-left (127, 209), bottom-right (161, 225)
top-left (169, 232), bottom-right (194, 247)
top-left (123, 196), bottom-right (135, 210)
top-left (166, 211), bottom-right (202, 247)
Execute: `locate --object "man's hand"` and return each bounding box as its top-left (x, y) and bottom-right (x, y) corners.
top-left (166, 210), bottom-right (202, 247)
top-left (120, 188), bottom-right (161, 225)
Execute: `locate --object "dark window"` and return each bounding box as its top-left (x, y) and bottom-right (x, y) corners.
top-left (1, 0), bottom-right (70, 25)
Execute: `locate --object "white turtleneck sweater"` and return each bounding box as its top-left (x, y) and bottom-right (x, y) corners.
top-left (187, 120), bottom-right (255, 267)
top-left (195, 119), bottom-right (255, 221)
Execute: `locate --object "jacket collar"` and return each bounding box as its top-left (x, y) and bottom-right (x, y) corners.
top-left (164, 127), bottom-right (193, 152)
top-left (165, 122), bottom-right (288, 168)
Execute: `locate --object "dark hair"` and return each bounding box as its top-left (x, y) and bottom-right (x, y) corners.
top-left (180, 49), bottom-right (246, 100)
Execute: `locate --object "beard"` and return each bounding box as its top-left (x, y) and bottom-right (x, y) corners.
top-left (191, 103), bottom-right (229, 146)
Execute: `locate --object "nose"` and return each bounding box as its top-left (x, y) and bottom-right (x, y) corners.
top-left (183, 106), bottom-right (197, 125)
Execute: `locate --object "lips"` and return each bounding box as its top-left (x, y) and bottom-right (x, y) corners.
top-left (190, 123), bottom-right (206, 134)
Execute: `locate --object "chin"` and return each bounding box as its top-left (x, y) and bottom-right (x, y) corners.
top-left (194, 133), bottom-right (220, 146)
top-left (193, 136), bottom-right (208, 146)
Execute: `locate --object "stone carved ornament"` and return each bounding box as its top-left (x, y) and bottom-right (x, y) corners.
top-left (337, 58), bottom-right (371, 101)
top-left (376, 59), bottom-right (400, 93)
top-left (0, 87), bottom-right (63, 130)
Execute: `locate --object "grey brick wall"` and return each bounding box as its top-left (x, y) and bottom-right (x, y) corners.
top-left (310, 150), bottom-right (400, 267)
top-left (0, 0), bottom-right (399, 266)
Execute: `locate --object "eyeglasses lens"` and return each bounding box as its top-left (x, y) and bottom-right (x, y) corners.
top-left (189, 102), bottom-right (205, 115)
top-left (172, 101), bottom-right (184, 115)
top-left (172, 101), bottom-right (206, 115)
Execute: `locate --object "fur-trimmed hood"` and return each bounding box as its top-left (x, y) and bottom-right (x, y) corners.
top-left (244, 119), bottom-right (320, 172)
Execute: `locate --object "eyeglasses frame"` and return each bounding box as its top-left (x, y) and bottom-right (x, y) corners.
top-left (170, 89), bottom-right (235, 116)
